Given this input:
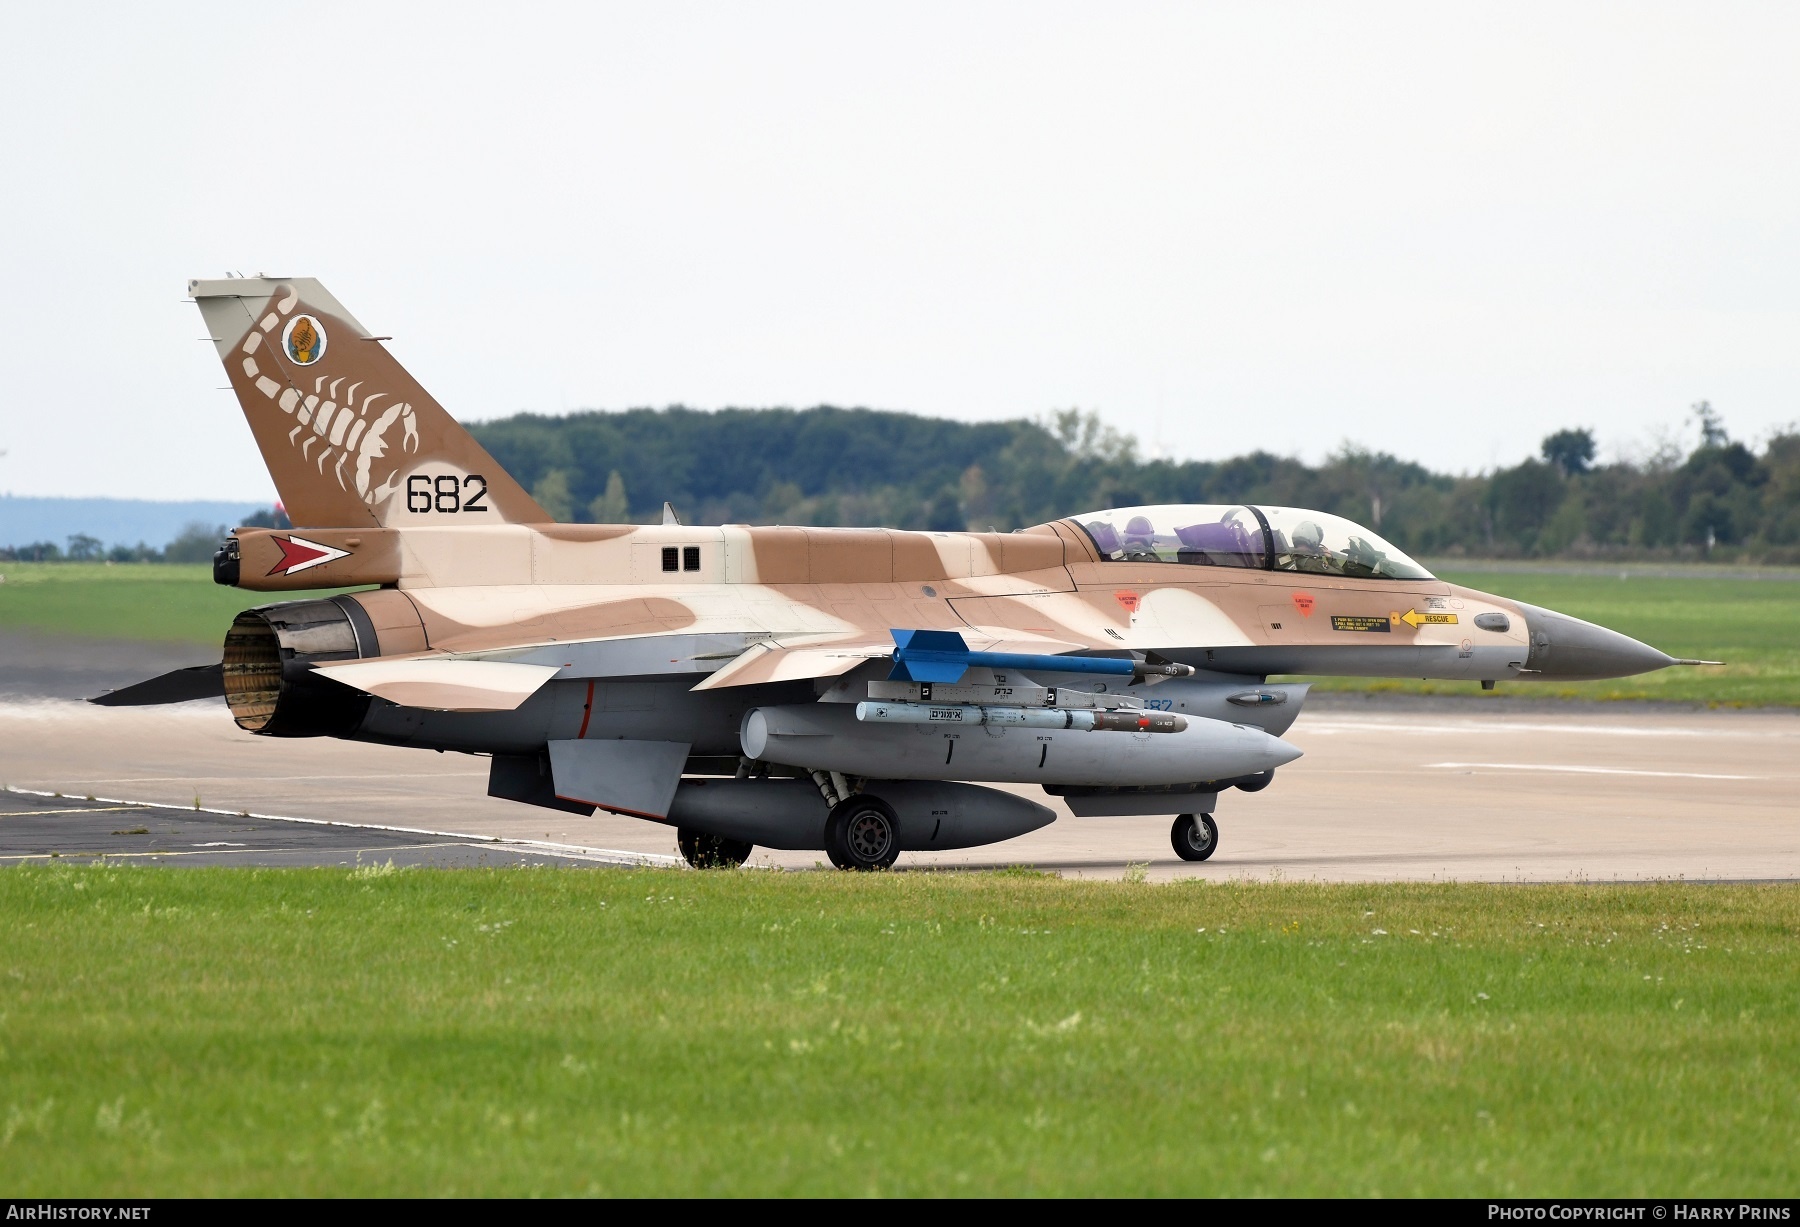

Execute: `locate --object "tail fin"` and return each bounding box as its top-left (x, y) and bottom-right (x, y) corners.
top-left (191, 277), bottom-right (546, 528)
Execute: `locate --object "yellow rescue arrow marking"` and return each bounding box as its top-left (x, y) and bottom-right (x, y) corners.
top-left (1398, 608), bottom-right (1459, 629)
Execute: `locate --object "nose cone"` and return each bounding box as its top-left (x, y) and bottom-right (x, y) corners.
top-left (1231, 723), bottom-right (1304, 771)
top-left (1200, 720), bottom-right (1304, 779)
top-left (1264, 733), bottom-right (1304, 770)
top-left (1515, 602), bottom-right (1676, 681)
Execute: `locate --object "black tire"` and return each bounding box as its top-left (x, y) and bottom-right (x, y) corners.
top-left (824, 796), bottom-right (900, 871)
top-left (1171, 813), bottom-right (1218, 862)
top-left (677, 828), bottom-right (753, 869)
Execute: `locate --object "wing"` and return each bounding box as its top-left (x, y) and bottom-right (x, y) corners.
top-left (689, 629), bottom-right (1115, 691)
top-left (690, 636), bottom-right (894, 691)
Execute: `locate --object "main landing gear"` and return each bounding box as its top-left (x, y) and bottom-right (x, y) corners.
top-left (824, 795), bottom-right (901, 872)
top-left (1171, 813), bottom-right (1218, 862)
top-left (677, 827), bottom-right (753, 869)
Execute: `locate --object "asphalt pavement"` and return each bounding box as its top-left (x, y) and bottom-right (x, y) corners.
top-left (0, 789), bottom-right (667, 869)
top-left (1, 632), bottom-right (1795, 880)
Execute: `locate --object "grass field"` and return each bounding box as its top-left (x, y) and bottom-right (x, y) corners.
top-left (0, 562), bottom-right (352, 646)
top-left (2, 866), bottom-right (1795, 1197)
top-left (0, 560), bottom-right (1794, 704)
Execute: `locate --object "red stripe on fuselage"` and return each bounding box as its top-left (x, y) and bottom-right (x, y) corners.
top-left (576, 680), bottom-right (594, 739)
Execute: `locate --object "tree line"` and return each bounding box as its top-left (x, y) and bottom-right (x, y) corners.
top-left (0, 509), bottom-right (292, 564)
top-left (471, 402), bottom-right (1800, 563)
top-left (8, 403), bottom-right (1791, 563)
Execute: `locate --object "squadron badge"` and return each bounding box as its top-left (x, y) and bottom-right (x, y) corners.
top-left (282, 314), bottom-right (328, 366)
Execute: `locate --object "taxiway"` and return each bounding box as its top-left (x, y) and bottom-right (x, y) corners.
top-left (2, 678), bottom-right (1792, 880)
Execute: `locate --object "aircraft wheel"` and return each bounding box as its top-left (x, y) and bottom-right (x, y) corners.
top-left (1171, 813), bottom-right (1218, 862)
top-left (677, 828), bottom-right (753, 869)
top-left (824, 796), bottom-right (900, 871)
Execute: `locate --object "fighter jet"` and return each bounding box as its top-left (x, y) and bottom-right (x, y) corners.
top-left (96, 277), bottom-right (1710, 869)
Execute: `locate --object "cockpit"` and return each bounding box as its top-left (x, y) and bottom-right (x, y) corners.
top-left (1068, 504), bottom-right (1433, 581)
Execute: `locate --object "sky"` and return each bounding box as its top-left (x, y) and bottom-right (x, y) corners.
top-left (1, 2), bottom-right (1796, 502)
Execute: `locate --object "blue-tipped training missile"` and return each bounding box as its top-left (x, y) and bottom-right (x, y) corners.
top-left (887, 628), bottom-right (1193, 684)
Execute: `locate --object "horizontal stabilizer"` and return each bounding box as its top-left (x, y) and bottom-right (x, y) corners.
top-left (313, 658), bottom-right (559, 711)
top-left (89, 663), bottom-right (224, 706)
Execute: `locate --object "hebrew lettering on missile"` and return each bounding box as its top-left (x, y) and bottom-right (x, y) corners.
top-left (855, 701), bottom-right (1186, 734)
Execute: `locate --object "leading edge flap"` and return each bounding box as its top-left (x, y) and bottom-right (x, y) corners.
top-left (690, 638), bottom-right (891, 691)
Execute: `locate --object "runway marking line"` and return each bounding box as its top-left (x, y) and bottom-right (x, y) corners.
top-left (0, 787), bottom-right (682, 869)
top-left (0, 840), bottom-right (476, 863)
top-left (1301, 718), bottom-right (1800, 740)
top-left (0, 840), bottom-right (603, 865)
top-left (0, 806), bottom-right (147, 818)
top-left (1426, 762), bottom-right (1761, 780)
top-left (56, 773), bottom-right (490, 784)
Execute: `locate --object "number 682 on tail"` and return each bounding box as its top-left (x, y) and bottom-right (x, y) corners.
top-left (406, 474), bottom-right (489, 514)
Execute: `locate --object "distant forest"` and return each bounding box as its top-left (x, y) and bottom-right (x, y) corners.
top-left (7, 403), bottom-right (1793, 564)
top-left (472, 403), bottom-right (1800, 563)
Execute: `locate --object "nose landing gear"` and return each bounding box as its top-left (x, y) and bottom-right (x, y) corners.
top-left (1171, 813), bottom-right (1218, 862)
